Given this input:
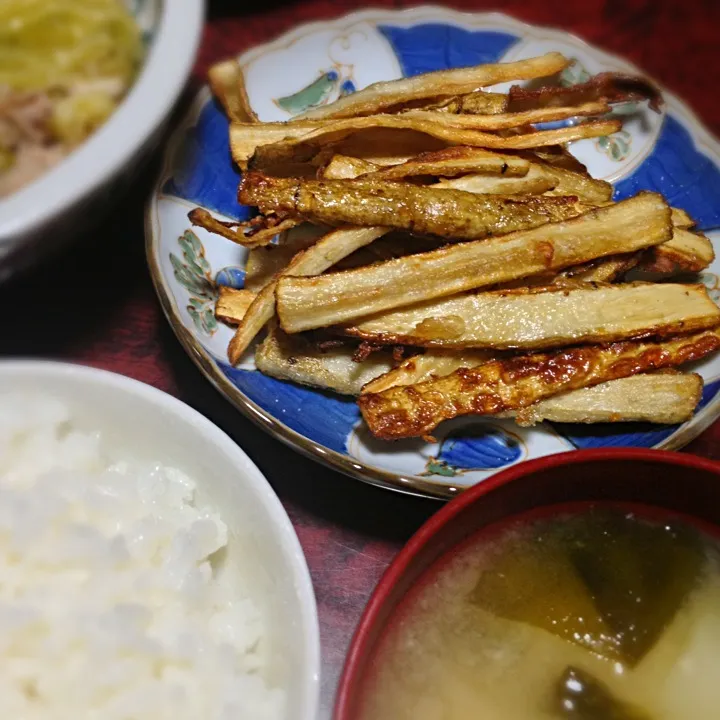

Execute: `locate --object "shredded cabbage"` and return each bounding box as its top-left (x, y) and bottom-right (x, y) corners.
top-left (0, 0), bottom-right (142, 92)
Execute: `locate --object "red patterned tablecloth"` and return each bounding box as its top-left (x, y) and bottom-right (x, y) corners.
top-left (4, 1), bottom-right (719, 716)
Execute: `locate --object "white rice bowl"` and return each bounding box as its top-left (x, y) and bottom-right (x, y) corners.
top-left (0, 362), bottom-right (319, 720)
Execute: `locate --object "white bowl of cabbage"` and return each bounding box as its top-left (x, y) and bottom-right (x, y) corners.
top-left (0, 359), bottom-right (320, 720)
top-left (0, 0), bottom-right (204, 281)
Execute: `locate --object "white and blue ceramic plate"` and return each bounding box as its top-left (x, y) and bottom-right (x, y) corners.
top-left (146, 7), bottom-right (720, 499)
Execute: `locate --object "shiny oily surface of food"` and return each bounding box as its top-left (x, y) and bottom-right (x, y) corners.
top-left (359, 505), bottom-right (720, 720)
top-left (149, 9), bottom-right (720, 497)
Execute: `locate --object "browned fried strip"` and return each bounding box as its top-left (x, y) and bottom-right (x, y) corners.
top-left (506, 72), bottom-right (663, 113)
top-left (435, 166), bottom-right (557, 195)
top-left (188, 208), bottom-right (300, 248)
top-left (358, 146), bottom-right (610, 202)
top-left (215, 287), bottom-right (256, 325)
top-left (400, 101), bottom-right (609, 130)
top-left (322, 148), bottom-right (604, 199)
top-left (523, 146), bottom-right (590, 175)
top-left (246, 119), bottom-right (622, 168)
top-left (313, 129), bottom-right (449, 168)
top-left (341, 283), bottom-right (720, 349)
top-left (231, 103), bottom-right (609, 168)
top-left (541, 165), bottom-right (613, 203)
top-left (361, 350), bottom-right (494, 395)
top-left (244, 227), bottom-right (323, 292)
top-left (361, 146), bottom-right (530, 180)
top-left (429, 72), bottom-right (663, 117)
top-left (492, 253), bottom-right (638, 290)
top-left (357, 328), bottom-right (720, 439)
top-left (292, 52), bottom-right (570, 120)
top-left (255, 323), bottom-right (394, 396)
top-left (427, 92), bottom-right (508, 115)
top-left (671, 207), bottom-right (695, 229)
top-left (229, 121), bottom-right (326, 168)
top-left (318, 155), bottom-right (381, 179)
top-left (275, 193), bottom-right (672, 332)
top-left (239, 173), bottom-right (585, 241)
top-left (557, 254), bottom-right (639, 284)
top-left (508, 372), bottom-right (702, 426)
top-left (253, 332), bottom-right (702, 427)
top-left (495, 227), bottom-right (705, 289)
top-left (639, 229), bottom-right (715, 273)
top-left (364, 358), bottom-right (702, 426)
top-left (208, 59), bottom-right (259, 123)
top-left (231, 163), bottom-right (556, 362)
top-left (228, 226), bottom-right (388, 363)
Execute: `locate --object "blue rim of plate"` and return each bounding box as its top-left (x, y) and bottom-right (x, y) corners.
top-left (146, 7), bottom-right (720, 500)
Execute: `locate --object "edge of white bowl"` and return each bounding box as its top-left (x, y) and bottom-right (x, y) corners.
top-left (0, 1), bottom-right (205, 241)
top-left (0, 358), bottom-right (321, 720)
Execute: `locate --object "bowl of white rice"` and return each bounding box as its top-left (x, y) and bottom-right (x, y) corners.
top-left (0, 359), bottom-right (319, 720)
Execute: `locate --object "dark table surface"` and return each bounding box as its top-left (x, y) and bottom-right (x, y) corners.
top-left (4, 0), bottom-right (720, 716)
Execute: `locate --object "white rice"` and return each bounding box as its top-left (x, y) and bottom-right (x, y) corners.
top-left (0, 394), bottom-right (285, 719)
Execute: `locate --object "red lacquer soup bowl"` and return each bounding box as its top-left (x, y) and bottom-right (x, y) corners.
top-left (334, 448), bottom-right (720, 720)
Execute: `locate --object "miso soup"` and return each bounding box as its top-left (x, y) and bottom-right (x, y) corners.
top-left (358, 505), bottom-right (720, 720)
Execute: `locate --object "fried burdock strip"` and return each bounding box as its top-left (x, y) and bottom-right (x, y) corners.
top-left (231, 169), bottom-right (575, 361)
top-left (229, 226), bottom-right (438, 363)
top-left (195, 161), bottom-right (614, 247)
top-left (435, 165), bottom-right (557, 195)
top-left (357, 328), bottom-right (720, 440)
top-left (318, 154), bottom-right (381, 179)
top-left (244, 226), bottom-right (324, 291)
top-left (487, 217), bottom-right (706, 287)
top-left (559, 254), bottom-right (641, 283)
top-left (523, 145), bottom-right (590, 175)
top-left (359, 146), bottom-right (612, 202)
top-left (426, 92), bottom-right (510, 115)
top-left (215, 287), bottom-right (256, 326)
top-left (360, 146), bottom-right (531, 180)
top-left (231, 121), bottom-right (467, 172)
top-left (276, 193), bottom-right (672, 333)
top-left (228, 226), bottom-right (389, 364)
top-left (219, 234), bottom-right (436, 327)
top-left (254, 328), bottom-right (701, 426)
top-left (528, 205), bottom-right (706, 274)
top-left (340, 283), bottom-right (720, 349)
top-left (318, 149), bottom-right (605, 200)
top-left (506, 372), bottom-right (703, 426)
top-left (243, 119), bottom-right (622, 168)
top-left (362, 350), bottom-right (494, 395)
top-left (208, 59), bottom-right (259, 123)
top-left (506, 72), bottom-right (664, 112)
top-left (428, 72), bottom-right (663, 115)
top-left (188, 207), bottom-right (302, 248)
top-left (399, 101), bottom-right (610, 129)
top-left (313, 129), bottom-right (450, 168)
top-left (230, 121), bottom-right (326, 168)
top-left (640, 228), bottom-right (714, 273)
top-left (671, 207), bottom-right (695, 229)
top-left (232, 167), bottom-right (560, 360)
top-left (362, 354), bottom-right (702, 425)
top-left (229, 100), bottom-right (610, 168)
top-left (255, 323), bottom-right (394, 396)
top-left (320, 151), bottom-right (549, 196)
top-left (239, 173), bottom-right (586, 240)
top-left (492, 253), bottom-right (640, 291)
top-left (292, 52), bottom-right (570, 120)
top-left (541, 165), bottom-right (613, 203)
top-left (229, 230), bottom-right (440, 364)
